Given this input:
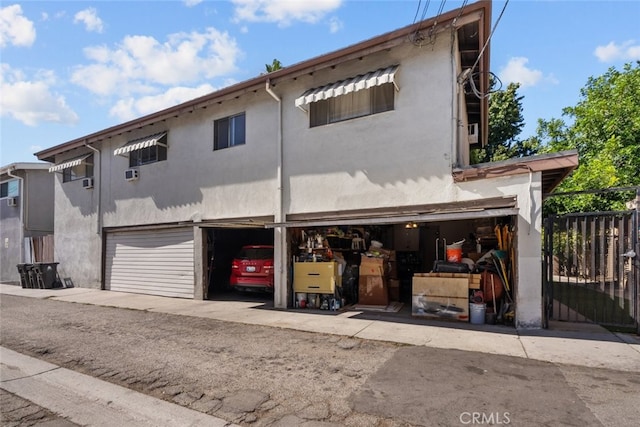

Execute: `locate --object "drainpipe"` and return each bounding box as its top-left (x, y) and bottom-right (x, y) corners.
top-left (7, 167), bottom-right (26, 263)
top-left (85, 143), bottom-right (101, 234)
top-left (265, 79), bottom-right (286, 309)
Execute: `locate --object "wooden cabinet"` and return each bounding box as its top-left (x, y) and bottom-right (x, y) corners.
top-left (293, 262), bottom-right (341, 294)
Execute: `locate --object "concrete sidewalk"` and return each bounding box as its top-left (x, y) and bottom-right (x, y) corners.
top-left (0, 346), bottom-right (237, 427)
top-left (2, 284), bottom-right (639, 372)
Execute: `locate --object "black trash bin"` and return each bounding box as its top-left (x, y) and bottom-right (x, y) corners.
top-left (32, 263), bottom-right (61, 289)
top-left (16, 264), bottom-right (30, 288)
top-left (24, 264), bottom-right (36, 288)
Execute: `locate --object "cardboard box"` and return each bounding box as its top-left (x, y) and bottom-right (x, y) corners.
top-left (417, 272), bottom-right (481, 290)
top-left (359, 275), bottom-right (388, 306)
top-left (412, 295), bottom-right (469, 321)
top-left (412, 276), bottom-right (469, 298)
top-left (360, 255), bottom-right (387, 277)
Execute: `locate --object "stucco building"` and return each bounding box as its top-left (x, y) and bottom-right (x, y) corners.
top-left (0, 163), bottom-right (55, 284)
top-left (35, 2), bottom-right (577, 328)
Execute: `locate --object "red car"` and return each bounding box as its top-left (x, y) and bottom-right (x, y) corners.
top-left (230, 245), bottom-right (274, 292)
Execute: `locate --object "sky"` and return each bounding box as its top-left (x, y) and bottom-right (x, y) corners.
top-left (1, 0), bottom-right (639, 166)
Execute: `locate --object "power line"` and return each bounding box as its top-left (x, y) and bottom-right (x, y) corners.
top-left (411, 0), bottom-right (422, 26)
top-left (428, 0), bottom-right (448, 39)
top-left (469, 0), bottom-right (509, 75)
top-left (452, 0), bottom-right (469, 27)
top-left (459, 0), bottom-right (510, 99)
top-left (420, 0), bottom-right (432, 22)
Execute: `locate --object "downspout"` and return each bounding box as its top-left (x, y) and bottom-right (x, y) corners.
top-left (7, 167), bottom-right (25, 263)
top-left (85, 143), bottom-right (101, 234)
top-left (265, 79), bottom-right (286, 308)
top-left (451, 28), bottom-right (459, 169)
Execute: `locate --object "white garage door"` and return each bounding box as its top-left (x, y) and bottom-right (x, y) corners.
top-left (105, 228), bottom-right (194, 298)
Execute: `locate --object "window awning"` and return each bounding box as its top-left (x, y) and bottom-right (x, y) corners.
top-left (294, 65), bottom-right (399, 109)
top-left (48, 154), bottom-right (93, 173)
top-left (114, 132), bottom-right (167, 156)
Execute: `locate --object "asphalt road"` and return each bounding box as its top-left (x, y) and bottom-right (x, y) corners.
top-left (1, 294), bottom-right (639, 426)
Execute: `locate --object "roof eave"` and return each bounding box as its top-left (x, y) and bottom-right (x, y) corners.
top-left (452, 150), bottom-right (580, 195)
top-left (1, 162), bottom-right (52, 174)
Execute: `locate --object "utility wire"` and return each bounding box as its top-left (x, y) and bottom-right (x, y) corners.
top-left (420, 0), bottom-right (432, 22)
top-left (460, 0), bottom-right (510, 99)
top-left (409, 0), bottom-right (432, 45)
top-left (411, 0), bottom-right (422, 25)
top-left (469, 0), bottom-right (509, 75)
top-left (452, 0), bottom-right (469, 26)
top-left (429, 0), bottom-right (448, 38)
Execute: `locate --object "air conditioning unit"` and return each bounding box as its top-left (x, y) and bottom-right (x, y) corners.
top-left (468, 123), bottom-right (479, 144)
top-left (125, 169), bottom-right (139, 181)
top-left (82, 178), bottom-right (94, 189)
top-left (6, 197), bottom-right (18, 207)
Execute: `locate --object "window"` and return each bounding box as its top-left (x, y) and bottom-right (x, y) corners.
top-left (310, 83), bottom-right (394, 127)
top-left (0, 179), bottom-right (19, 198)
top-left (129, 144), bottom-right (167, 167)
top-left (214, 113), bottom-right (246, 150)
top-left (62, 155), bottom-right (94, 183)
top-left (113, 132), bottom-right (167, 166)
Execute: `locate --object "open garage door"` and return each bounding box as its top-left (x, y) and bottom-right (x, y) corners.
top-left (105, 227), bottom-right (194, 298)
top-left (206, 227), bottom-right (274, 298)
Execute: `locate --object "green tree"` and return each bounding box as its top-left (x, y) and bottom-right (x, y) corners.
top-left (540, 62), bottom-right (640, 214)
top-left (472, 82), bottom-right (539, 163)
top-left (265, 59), bottom-right (283, 73)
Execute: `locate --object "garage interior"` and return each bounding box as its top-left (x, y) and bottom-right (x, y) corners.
top-left (285, 213), bottom-right (517, 326)
top-left (206, 227), bottom-right (274, 299)
top-left (202, 204), bottom-right (519, 327)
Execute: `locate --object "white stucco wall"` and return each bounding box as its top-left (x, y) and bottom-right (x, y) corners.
top-left (282, 38), bottom-right (458, 215)
top-left (52, 171), bottom-right (102, 289)
top-left (101, 93), bottom-right (279, 227)
top-left (0, 210), bottom-right (21, 283)
top-left (24, 169), bottom-right (54, 235)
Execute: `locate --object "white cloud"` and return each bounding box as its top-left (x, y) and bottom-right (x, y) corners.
top-left (594, 40), bottom-right (640, 62)
top-left (0, 64), bottom-right (79, 126)
top-left (328, 16), bottom-right (343, 34)
top-left (498, 57), bottom-right (547, 89)
top-left (0, 4), bottom-right (36, 48)
top-left (232, 0), bottom-right (342, 27)
top-left (30, 145), bottom-right (43, 154)
top-left (109, 84), bottom-right (215, 121)
top-left (71, 28), bottom-right (241, 97)
top-left (74, 8), bottom-right (104, 33)
top-left (183, 0), bottom-right (203, 7)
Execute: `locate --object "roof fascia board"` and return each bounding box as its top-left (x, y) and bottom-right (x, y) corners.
top-left (285, 196), bottom-right (517, 223)
top-left (1, 163), bottom-right (52, 174)
top-left (267, 208), bottom-right (519, 229)
top-left (452, 151), bottom-right (579, 182)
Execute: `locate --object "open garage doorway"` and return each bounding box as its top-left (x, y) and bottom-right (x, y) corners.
top-left (206, 227), bottom-right (274, 300)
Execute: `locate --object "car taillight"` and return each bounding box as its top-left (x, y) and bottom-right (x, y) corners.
top-left (231, 260), bottom-right (240, 270)
top-left (264, 260), bottom-right (273, 269)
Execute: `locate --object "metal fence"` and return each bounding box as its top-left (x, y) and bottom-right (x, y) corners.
top-left (543, 210), bottom-right (639, 330)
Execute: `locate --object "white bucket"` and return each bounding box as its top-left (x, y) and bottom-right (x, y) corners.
top-left (469, 303), bottom-right (486, 325)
